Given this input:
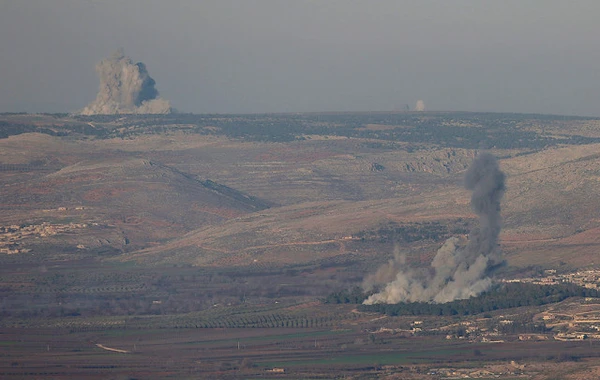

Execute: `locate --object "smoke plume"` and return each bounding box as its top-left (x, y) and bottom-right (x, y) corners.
top-left (81, 49), bottom-right (171, 115)
top-left (363, 152), bottom-right (505, 304)
top-left (415, 100), bottom-right (426, 112)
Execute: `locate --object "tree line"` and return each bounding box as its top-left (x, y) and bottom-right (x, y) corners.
top-left (326, 282), bottom-right (600, 316)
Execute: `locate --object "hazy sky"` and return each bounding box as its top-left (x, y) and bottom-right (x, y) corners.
top-left (1, 1), bottom-right (599, 115)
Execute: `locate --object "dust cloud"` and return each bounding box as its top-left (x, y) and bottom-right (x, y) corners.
top-left (81, 49), bottom-right (171, 115)
top-left (364, 152), bottom-right (506, 304)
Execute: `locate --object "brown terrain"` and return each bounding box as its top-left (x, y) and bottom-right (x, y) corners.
top-left (1, 111), bottom-right (600, 378)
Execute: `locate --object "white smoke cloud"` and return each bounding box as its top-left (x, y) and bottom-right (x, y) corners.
top-left (364, 152), bottom-right (505, 304)
top-left (81, 49), bottom-right (171, 115)
top-left (415, 100), bottom-right (426, 111)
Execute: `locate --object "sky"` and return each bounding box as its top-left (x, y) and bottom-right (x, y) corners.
top-left (0, 0), bottom-right (599, 116)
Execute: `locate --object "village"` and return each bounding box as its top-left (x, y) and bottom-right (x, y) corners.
top-left (0, 218), bottom-right (89, 254)
top-left (358, 270), bottom-right (600, 378)
top-left (505, 269), bottom-right (600, 289)
top-left (438, 269), bottom-right (600, 343)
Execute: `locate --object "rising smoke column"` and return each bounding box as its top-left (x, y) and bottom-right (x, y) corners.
top-left (363, 152), bottom-right (506, 304)
top-left (81, 49), bottom-right (171, 115)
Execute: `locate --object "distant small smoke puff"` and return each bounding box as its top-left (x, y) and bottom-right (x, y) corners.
top-left (363, 152), bottom-right (505, 304)
top-left (415, 100), bottom-right (426, 112)
top-left (81, 49), bottom-right (171, 115)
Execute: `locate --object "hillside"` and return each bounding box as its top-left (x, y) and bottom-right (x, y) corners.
top-left (121, 140), bottom-right (600, 270)
top-left (0, 136), bottom-right (269, 257)
top-left (121, 142), bottom-right (600, 269)
top-left (1, 112), bottom-right (599, 269)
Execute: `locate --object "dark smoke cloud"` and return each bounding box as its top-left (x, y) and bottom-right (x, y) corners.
top-left (81, 49), bottom-right (171, 115)
top-left (363, 152), bottom-right (506, 304)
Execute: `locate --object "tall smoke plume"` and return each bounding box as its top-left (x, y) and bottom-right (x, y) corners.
top-left (81, 49), bottom-right (171, 115)
top-left (363, 152), bottom-right (506, 304)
